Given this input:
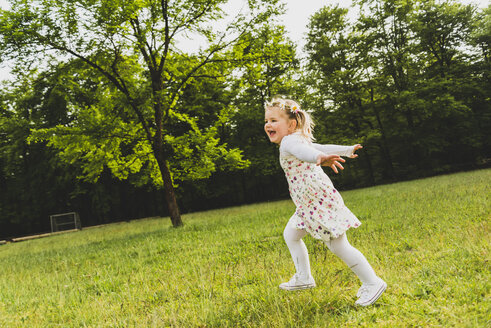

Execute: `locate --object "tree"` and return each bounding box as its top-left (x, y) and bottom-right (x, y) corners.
top-left (472, 4), bottom-right (491, 63)
top-left (469, 4), bottom-right (491, 159)
top-left (228, 23), bottom-right (300, 178)
top-left (413, 0), bottom-right (475, 78)
top-left (176, 23), bottom-right (301, 209)
top-left (304, 5), bottom-right (394, 184)
top-left (304, 0), bottom-right (489, 184)
top-left (0, 71), bottom-right (82, 237)
top-left (410, 1), bottom-right (483, 170)
top-left (0, 0), bottom-right (281, 227)
top-left (229, 23), bottom-right (300, 199)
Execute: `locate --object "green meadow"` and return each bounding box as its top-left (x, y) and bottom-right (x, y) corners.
top-left (0, 169), bottom-right (489, 327)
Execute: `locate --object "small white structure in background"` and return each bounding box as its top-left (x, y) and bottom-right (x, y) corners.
top-left (50, 212), bottom-right (81, 233)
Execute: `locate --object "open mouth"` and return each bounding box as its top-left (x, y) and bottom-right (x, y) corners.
top-left (268, 130), bottom-right (276, 138)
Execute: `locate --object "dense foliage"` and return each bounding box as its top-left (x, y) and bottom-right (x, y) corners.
top-left (0, 0), bottom-right (489, 238)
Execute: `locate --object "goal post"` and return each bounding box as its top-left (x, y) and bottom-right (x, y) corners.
top-left (50, 212), bottom-right (81, 233)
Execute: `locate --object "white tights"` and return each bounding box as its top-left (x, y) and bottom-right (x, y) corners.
top-left (283, 221), bottom-right (379, 284)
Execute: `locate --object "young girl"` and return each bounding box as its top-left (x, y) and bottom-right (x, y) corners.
top-left (264, 96), bottom-right (386, 306)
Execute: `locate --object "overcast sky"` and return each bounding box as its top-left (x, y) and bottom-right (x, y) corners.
top-left (0, 0), bottom-right (488, 81)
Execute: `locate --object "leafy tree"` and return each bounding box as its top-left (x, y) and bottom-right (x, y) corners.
top-left (229, 24), bottom-right (299, 173)
top-left (409, 1), bottom-right (484, 170)
top-left (472, 4), bottom-right (491, 63)
top-left (175, 23), bottom-right (301, 209)
top-left (469, 4), bottom-right (491, 159)
top-left (0, 0), bottom-right (281, 227)
top-left (0, 72), bottom-right (82, 237)
top-left (304, 0), bottom-right (490, 183)
top-left (304, 5), bottom-right (395, 184)
top-left (226, 24), bottom-right (300, 198)
top-left (0, 81), bottom-right (153, 239)
top-left (355, 0), bottom-right (426, 176)
top-left (413, 0), bottom-right (475, 77)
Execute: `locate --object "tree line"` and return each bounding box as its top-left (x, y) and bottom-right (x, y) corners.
top-left (0, 0), bottom-right (489, 239)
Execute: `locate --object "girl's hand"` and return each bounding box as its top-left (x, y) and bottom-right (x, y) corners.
top-left (316, 154), bottom-right (345, 174)
top-left (350, 144), bottom-right (363, 158)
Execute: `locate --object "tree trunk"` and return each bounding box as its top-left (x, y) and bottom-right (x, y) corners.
top-left (371, 89), bottom-right (395, 179)
top-left (362, 149), bottom-right (376, 185)
top-left (150, 71), bottom-right (182, 227)
top-left (156, 154), bottom-right (183, 227)
top-left (373, 110), bottom-right (396, 179)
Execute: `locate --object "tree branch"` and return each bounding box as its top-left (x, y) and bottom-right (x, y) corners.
top-left (130, 17), bottom-right (156, 70)
top-left (34, 35), bottom-right (155, 144)
top-left (163, 13), bottom-right (262, 123)
top-left (158, 0), bottom-right (215, 73)
top-left (159, 0), bottom-right (170, 74)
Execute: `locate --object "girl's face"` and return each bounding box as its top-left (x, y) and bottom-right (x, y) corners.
top-left (264, 108), bottom-right (297, 144)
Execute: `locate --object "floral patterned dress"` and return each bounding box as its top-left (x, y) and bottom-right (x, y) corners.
top-left (280, 133), bottom-right (361, 241)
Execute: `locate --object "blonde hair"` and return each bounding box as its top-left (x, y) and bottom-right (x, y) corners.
top-left (264, 96), bottom-right (315, 142)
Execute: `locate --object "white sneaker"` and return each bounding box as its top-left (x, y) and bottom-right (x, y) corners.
top-left (355, 278), bottom-right (386, 306)
top-left (356, 284), bottom-right (366, 298)
top-left (279, 273), bottom-right (316, 291)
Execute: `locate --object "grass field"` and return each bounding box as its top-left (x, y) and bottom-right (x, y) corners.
top-left (0, 169), bottom-right (489, 327)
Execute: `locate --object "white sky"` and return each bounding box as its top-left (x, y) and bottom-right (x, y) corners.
top-left (0, 0), bottom-right (488, 81)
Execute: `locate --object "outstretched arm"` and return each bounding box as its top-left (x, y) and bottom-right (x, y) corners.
top-left (280, 135), bottom-right (324, 163)
top-left (316, 144), bottom-right (363, 173)
top-left (281, 135), bottom-right (347, 174)
top-left (312, 143), bottom-right (363, 158)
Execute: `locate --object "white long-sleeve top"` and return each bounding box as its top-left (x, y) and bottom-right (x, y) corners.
top-left (280, 133), bottom-right (355, 163)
